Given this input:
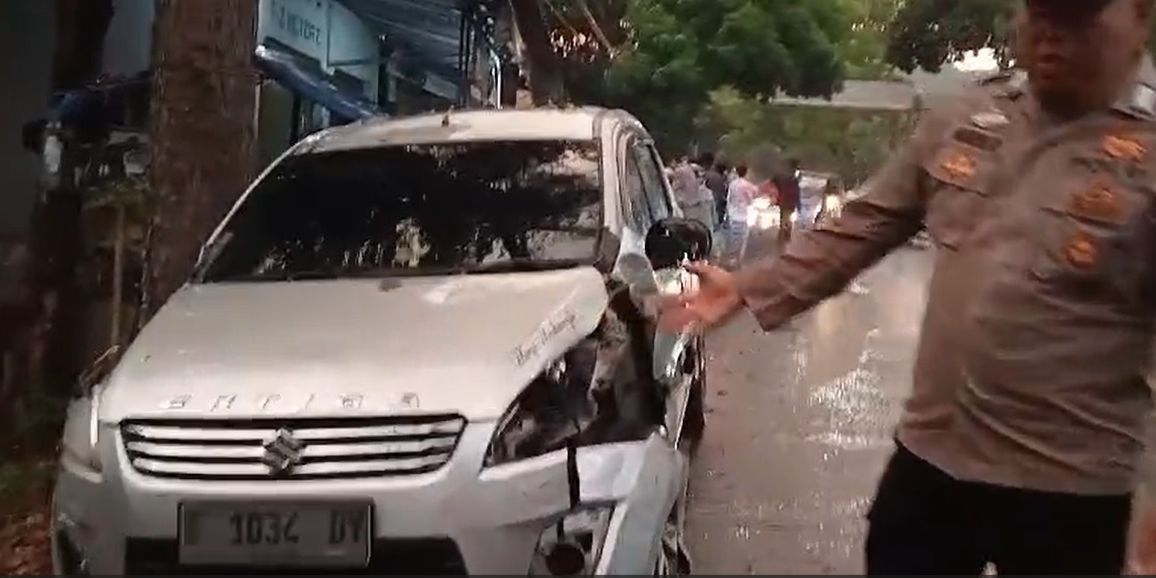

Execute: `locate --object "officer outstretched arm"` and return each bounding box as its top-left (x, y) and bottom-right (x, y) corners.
top-left (660, 113), bottom-right (947, 334)
top-left (733, 120), bottom-right (937, 330)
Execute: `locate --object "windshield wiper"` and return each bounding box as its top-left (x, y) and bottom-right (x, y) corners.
top-left (211, 268), bottom-right (343, 283)
top-left (462, 258), bottom-right (586, 275)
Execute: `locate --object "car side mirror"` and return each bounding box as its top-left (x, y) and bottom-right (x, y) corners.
top-left (645, 217), bottom-right (712, 271)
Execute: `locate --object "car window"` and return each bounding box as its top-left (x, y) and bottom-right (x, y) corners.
top-left (199, 139), bottom-right (603, 282)
top-left (620, 139), bottom-right (652, 230)
top-left (634, 143), bottom-right (671, 221)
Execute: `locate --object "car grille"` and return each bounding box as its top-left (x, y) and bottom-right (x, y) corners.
top-left (124, 537), bottom-right (467, 574)
top-left (121, 416), bottom-right (465, 480)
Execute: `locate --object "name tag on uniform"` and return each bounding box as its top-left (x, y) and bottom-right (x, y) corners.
top-left (970, 110), bottom-right (1010, 130)
top-left (953, 127), bottom-right (1004, 152)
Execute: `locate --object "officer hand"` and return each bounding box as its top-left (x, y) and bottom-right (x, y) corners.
top-left (1129, 503), bottom-right (1156, 574)
top-left (659, 261), bottom-right (744, 333)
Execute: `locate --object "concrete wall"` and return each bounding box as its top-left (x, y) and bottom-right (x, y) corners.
top-left (0, 0), bottom-right (56, 236)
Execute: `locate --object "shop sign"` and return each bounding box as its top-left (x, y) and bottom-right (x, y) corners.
top-left (261, 0), bottom-right (329, 61)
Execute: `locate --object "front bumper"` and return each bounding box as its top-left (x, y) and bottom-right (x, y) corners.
top-left (52, 422), bottom-right (684, 574)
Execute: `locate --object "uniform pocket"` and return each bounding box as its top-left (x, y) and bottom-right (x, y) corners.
top-left (923, 145), bottom-right (992, 250)
top-left (1029, 181), bottom-right (1146, 298)
top-left (1030, 216), bottom-right (1110, 284)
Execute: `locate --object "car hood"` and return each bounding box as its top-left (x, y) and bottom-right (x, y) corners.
top-left (100, 267), bottom-right (609, 422)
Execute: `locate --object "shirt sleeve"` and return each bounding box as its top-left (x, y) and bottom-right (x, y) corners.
top-left (732, 114), bottom-right (945, 331)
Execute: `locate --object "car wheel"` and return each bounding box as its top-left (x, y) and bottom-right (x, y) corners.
top-left (680, 337), bottom-right (706, 455)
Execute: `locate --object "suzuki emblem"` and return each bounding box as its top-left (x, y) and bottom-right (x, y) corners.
top-left (261, 428), bottom-right (305, 476)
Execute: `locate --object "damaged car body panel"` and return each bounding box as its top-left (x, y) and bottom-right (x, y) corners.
top-left (51, 108), bottom-right (709, 575)
top-left (99, 268), bottom-right (611, 423)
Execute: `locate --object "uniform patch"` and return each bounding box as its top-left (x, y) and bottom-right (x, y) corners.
top-left (1064, 230), bottom-right (1100, 270)
top-left (940, 151), bottom-right (978, 181)
top-left (1102, 133), bottom-right (1147, 163)
top-left (1067, 180), bottom-right (1126, 225)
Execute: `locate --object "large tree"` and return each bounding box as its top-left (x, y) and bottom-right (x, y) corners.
top-left (884, 0), bottom-right (1156, 74)
top-left (509, 0), bottom-right (567, 104)
top-left (885, 0), bottom-right (1013, 74)
top-left (507, 0), bottom-right (852, 149)
top-left (607, 0), bottom-right (849, 149)
top-left (702, 87), bottom-right (916, 187)
top-left (144, 0), bottom-right (259, 317)
top-left (835, 0), bottom-right (902, 80)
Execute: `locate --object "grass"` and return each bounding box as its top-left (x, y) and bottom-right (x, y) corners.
top-left (0, 409), bottom-right (63, 575)
top-left (0, 456), bottom-right (55, 575)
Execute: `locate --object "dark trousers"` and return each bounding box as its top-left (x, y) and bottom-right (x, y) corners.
top-left (867, 443), bottom-right (1132, 575)
top-left (777, 203), bottom-right (795, 243)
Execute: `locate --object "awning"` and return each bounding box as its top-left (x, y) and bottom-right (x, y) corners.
top-left (254, 44), bottom-right (382, 120)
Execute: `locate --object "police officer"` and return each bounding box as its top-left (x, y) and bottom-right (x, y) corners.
top-left (662, 0), bottom-right (1156, 573)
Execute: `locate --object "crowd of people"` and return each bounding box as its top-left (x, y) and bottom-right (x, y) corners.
top-left (665, 153), bottom-right (802, 269)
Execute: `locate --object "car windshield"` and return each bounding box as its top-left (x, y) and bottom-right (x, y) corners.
top-left (198, 139), bottom-right (603, 282)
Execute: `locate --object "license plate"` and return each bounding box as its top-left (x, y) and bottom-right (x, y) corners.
top-left (179, 501), bottom-right (372, 568)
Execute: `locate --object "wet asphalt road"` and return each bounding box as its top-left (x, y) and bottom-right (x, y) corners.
top-left (686, 230), bottom-right (935, 574)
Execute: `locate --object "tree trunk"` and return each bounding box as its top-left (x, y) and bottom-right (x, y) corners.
top-left (508, 0), bottom-right (565, 104)
top-left (145, 0), bottom-right (258, 317)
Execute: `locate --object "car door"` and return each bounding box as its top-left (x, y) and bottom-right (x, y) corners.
top-left (623, 137), bottom-right (695, 447)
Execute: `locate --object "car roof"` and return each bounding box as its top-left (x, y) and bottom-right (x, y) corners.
top-left (299, 107), bottom-right (638, 154)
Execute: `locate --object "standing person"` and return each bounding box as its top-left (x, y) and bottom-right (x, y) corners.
top-left (703, 154), bottom-right (729, 229)
top-left (723, 164), bottom-right (758, 269)
top-left (772, 157), bottom-right (801, 243)
top-left (671, 155), bottom-right (714, 228)
top-left (661, 0), bottom-right (1156, 573)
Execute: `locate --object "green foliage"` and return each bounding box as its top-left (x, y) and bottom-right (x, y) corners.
top-left (531, 0), bottom-right (910, 157)
top-left (885, 0), bottom-right (1013, 74)
top-left (883, 0), bottom-right (1156, 73)
top-left (606, 0), bottom-right (847, 100)
top-left (701, 87), bottom-right (916, 187)
top-left (595, 0), bottom-right (850, 150)
top-left (835, 0), bottom-right (902, 80)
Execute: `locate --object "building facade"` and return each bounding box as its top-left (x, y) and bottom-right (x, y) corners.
top-left (88, 0), bottom-right (509, 167)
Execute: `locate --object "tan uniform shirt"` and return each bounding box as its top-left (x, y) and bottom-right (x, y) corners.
top-left (735, 58), bottom-right (1156, 496)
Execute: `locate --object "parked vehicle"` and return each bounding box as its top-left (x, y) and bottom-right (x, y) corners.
top-left (52, 107), bottom-right (711, 575)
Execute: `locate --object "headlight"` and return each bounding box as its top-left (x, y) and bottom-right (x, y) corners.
top-left (485, 339), bottom-right (600, 467)
top-left (61, 385), bottom-right (103, 473)
top-left (530, 506), bottom-right (614, 576)
top-left (752, 197), bottom-right (771, 211)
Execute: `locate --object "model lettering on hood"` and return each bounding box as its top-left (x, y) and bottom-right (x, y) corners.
top-left (513, 308), bottom-right (579, 367)
top-left (155, 391), bottom-right (420, 414)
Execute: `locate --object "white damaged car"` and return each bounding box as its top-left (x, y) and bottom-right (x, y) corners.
top-left (52, 107), bottom-right (713, 575)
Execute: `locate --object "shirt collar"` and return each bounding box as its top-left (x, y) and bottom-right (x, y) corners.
top-left (1009, 56), bottom-right (1156, 121)
top-left (1111, 55), bottom-right (1156, 119)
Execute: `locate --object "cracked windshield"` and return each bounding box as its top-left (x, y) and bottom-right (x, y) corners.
top-left (200, 140), bottom-right (602, 282)
top-left (6, 0), bottom-right (1156, 575)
